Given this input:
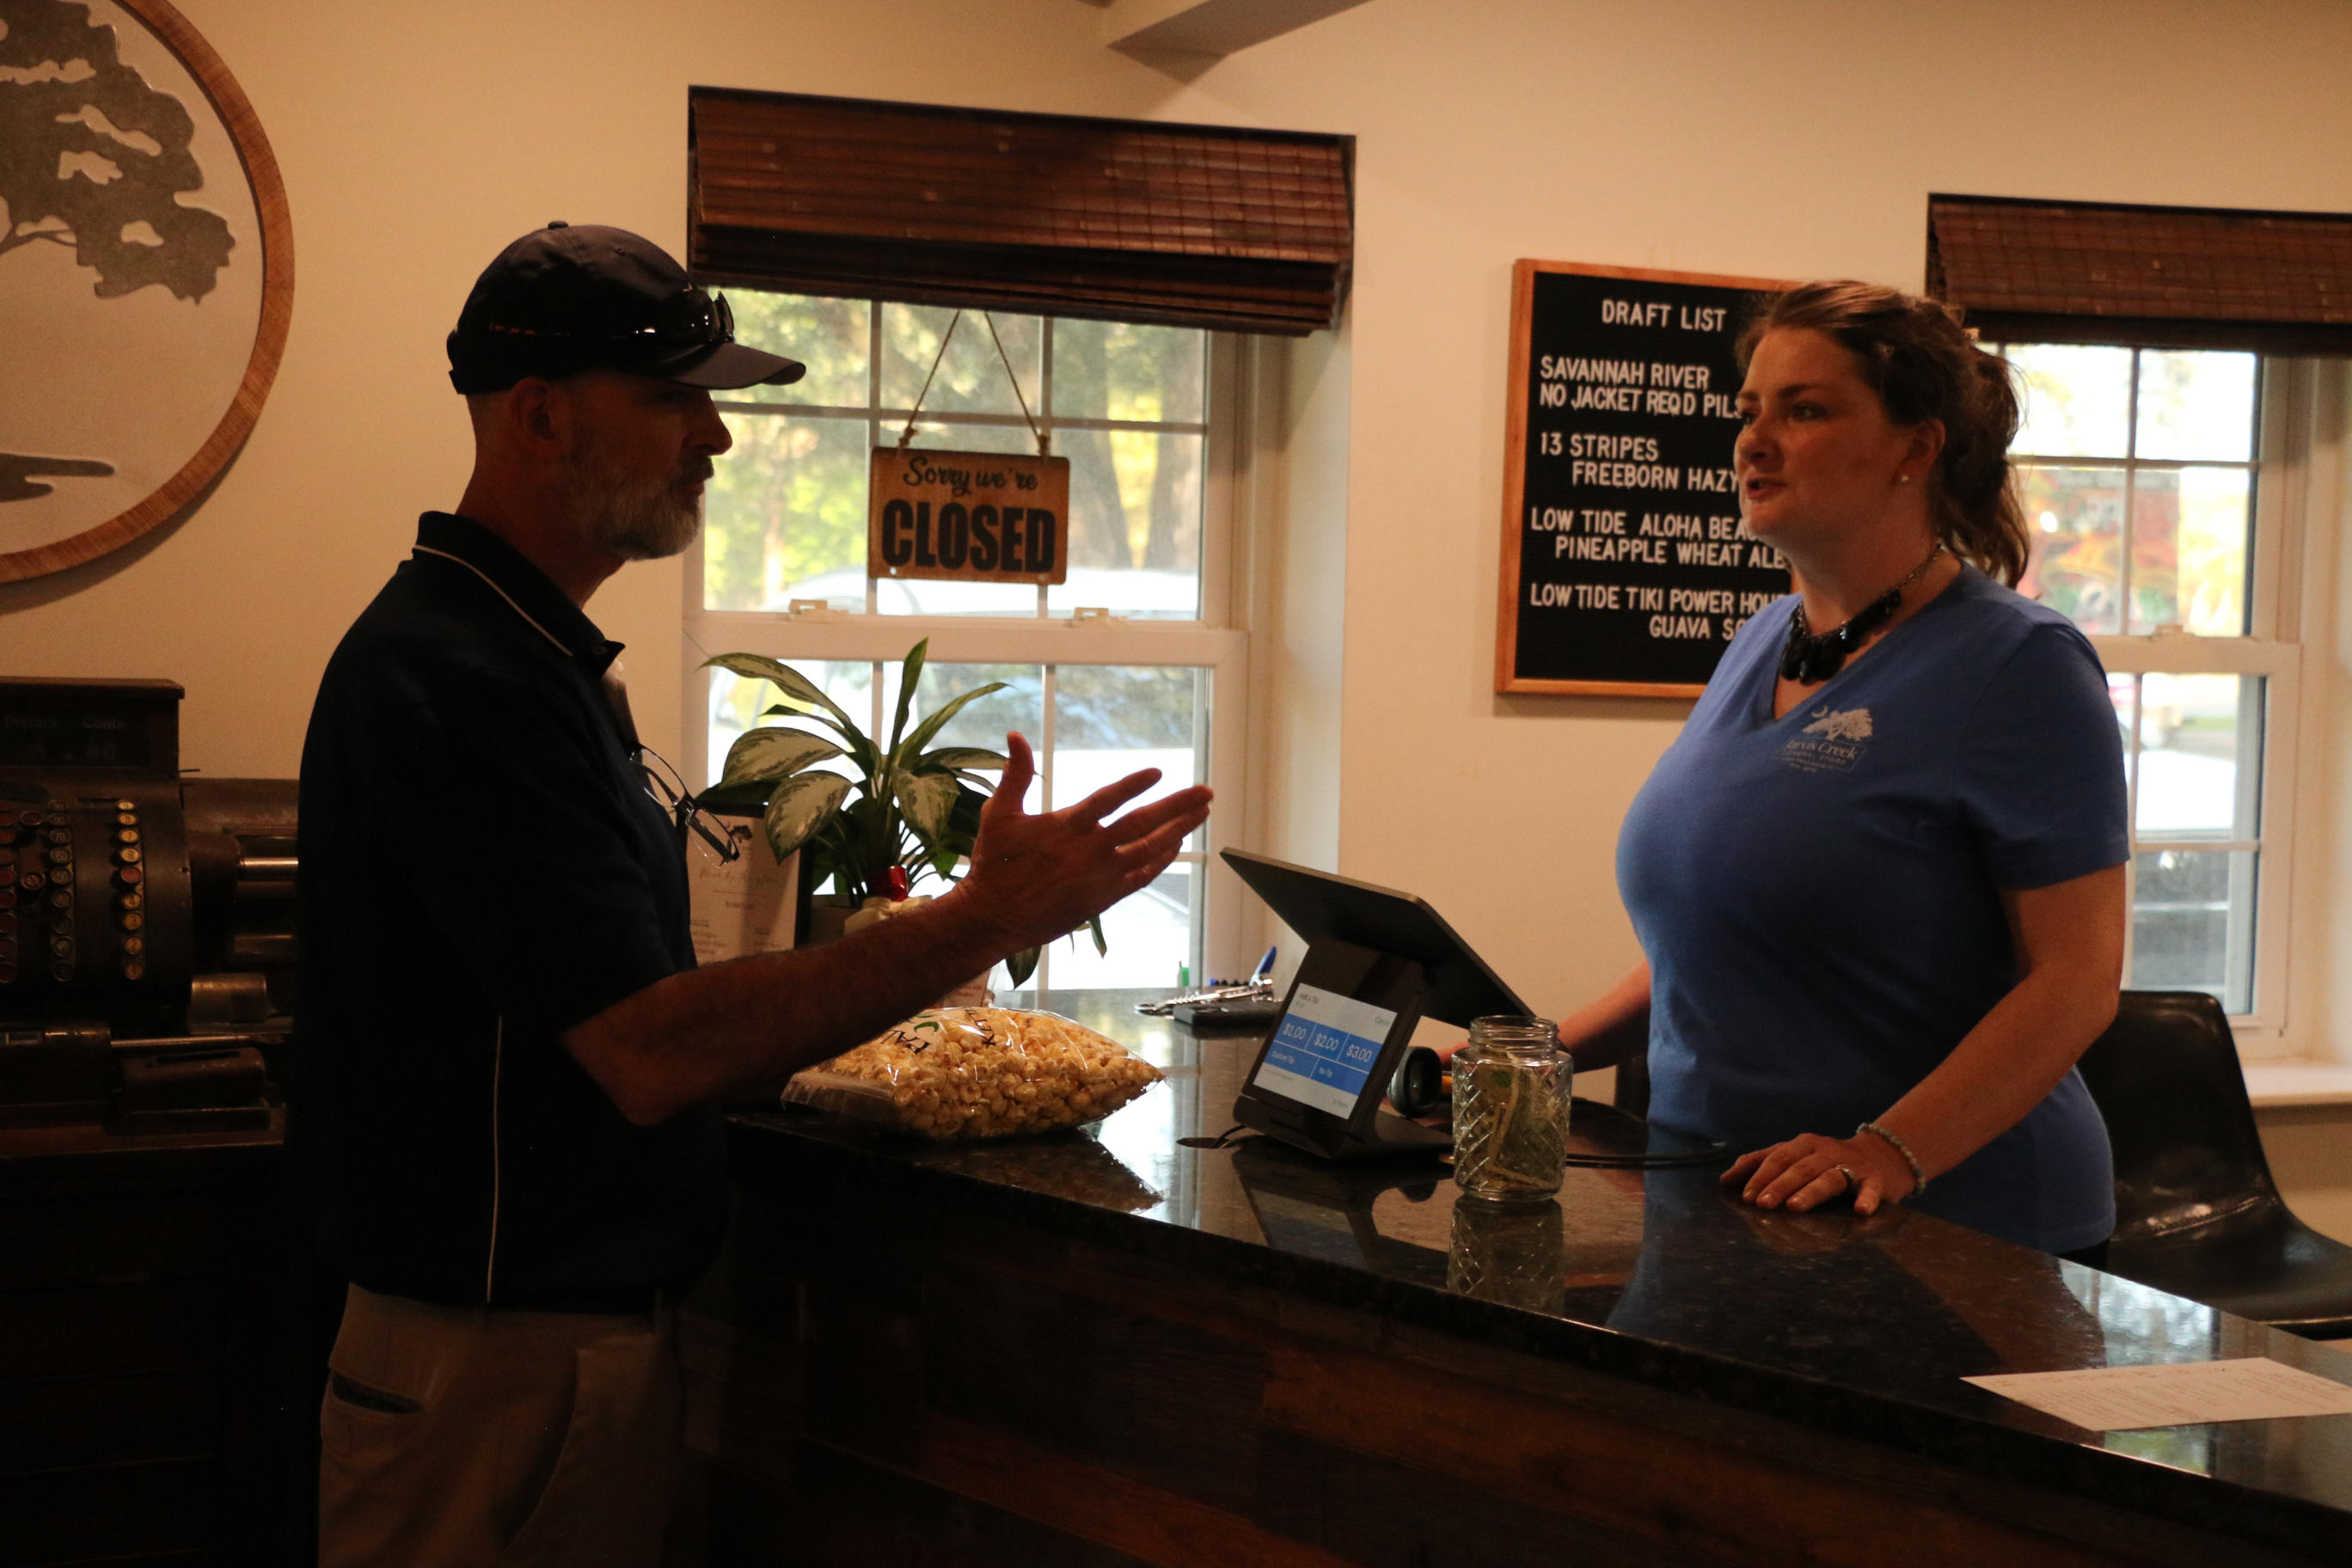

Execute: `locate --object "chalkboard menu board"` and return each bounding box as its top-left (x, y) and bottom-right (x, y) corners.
top-left (1495, 260), bottom-right (1795, 695)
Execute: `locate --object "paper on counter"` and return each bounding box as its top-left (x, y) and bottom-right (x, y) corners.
top-left (687, 826), bottom-right (799, 965)
top-left (1966, 1357), bottom-right (2352, 1430)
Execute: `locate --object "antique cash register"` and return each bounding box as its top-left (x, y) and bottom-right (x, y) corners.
top-left (1, 676), bottom-right (315, 1562)
top-left (0, 676), bottom-right (297, 1129)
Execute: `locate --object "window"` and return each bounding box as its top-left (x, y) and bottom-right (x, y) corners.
top-left (2001, 345), bottom-right (2295, 1025)
top-left (683, 291), bottom-right (1247, 993)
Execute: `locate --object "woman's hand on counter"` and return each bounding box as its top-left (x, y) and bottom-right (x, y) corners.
top-left (1722, 1130), bottom-right (1915, 1216)
top-left (1717, 871), bottom-right (2127, 1221)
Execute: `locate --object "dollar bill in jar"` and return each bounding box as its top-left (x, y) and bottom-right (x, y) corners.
top-left (1451, 1015), bottom-right (1571, 1204)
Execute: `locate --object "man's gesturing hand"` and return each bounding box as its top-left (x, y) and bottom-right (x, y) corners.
top-left (955, 732), bottom-right (1212, 955)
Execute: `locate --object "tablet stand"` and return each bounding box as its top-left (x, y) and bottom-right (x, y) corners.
top-left (1223, 851), bottom-right (1538, 1163)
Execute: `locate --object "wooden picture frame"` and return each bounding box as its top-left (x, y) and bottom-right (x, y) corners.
top-left (1495, 260), bottom-right (1792, 697)
top-left (0, 0), bottom-right (294, 584)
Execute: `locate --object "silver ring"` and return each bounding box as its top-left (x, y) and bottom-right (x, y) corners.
top-left (1836, 1165), bottom-right (1857, 1188)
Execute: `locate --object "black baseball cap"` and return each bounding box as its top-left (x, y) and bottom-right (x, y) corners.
top-left (446, 222), bottom-right (805, 394)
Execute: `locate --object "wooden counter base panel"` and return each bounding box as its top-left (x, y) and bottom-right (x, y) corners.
top-left (672, 1179), bottom-right (2313, 1568)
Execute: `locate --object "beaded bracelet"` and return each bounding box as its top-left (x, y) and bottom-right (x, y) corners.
top-left (1855, 1120), bottom-right (1928, 1197)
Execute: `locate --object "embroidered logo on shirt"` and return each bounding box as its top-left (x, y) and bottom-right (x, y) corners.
top-left (1784, 706), bottom-right (1872, 772)
top-left (1802, 707), bottom-right (1873, 742)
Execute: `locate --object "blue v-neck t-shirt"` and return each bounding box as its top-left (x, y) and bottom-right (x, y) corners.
top-left (1617, 566), bottom-right (2128, 1253)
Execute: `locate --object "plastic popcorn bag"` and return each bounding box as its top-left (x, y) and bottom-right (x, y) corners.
top-left (783, 1008), bottom-right (1163, 1141)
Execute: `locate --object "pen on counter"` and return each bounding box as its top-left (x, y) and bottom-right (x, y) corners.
top-left (1253, 946), bottom-right (1277, 981)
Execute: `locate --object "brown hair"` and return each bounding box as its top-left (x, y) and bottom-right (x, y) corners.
top-left (1736, 279), bottom-right (2030, 586)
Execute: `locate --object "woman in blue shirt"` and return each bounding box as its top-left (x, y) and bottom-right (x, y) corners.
top-left (1564, 281), bottom-right (2128, 1255)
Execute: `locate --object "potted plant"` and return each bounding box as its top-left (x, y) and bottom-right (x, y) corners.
top-left (699, 638), bottom-right (1099, 985)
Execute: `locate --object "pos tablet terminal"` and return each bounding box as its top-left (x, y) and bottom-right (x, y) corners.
top-left (1222, 849), bottom-right (1534, 1161)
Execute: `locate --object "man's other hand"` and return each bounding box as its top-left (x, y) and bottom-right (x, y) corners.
top-left (562, 731), bottom-right (1211, 1126)
top-left (954, 732), bottom-right (1212, 954)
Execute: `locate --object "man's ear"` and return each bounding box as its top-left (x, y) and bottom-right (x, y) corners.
top-left (503, 377), bottom-right (571, 460)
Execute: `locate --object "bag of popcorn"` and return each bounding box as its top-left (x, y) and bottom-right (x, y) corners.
top-left (782, 1008), bottom-right (1163, 1141)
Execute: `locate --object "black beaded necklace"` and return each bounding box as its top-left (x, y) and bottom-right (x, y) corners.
top-left (1779, 542), bottom-right (1945, 684)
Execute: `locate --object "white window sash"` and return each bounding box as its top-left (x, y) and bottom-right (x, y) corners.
top-left (680, 324), bottom-right (1250, 983)
top-left (2089, 637), bottom-right (2297, 677)
top-left (2072, 358), bottom-right (2312, 1045)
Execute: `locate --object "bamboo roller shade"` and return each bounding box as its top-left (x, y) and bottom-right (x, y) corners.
top-left (689, 88), bottom-right (1353, 335)
top-left (1929, 193), bottom-right (2352, 355)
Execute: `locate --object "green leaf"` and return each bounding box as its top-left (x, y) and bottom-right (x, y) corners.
top-left (916, 746), bottom-right (1008, 774)
top-left (886, 638), bottom-right (929, 761)
top-left (760, 771), bottom-right (853, 861)
top-left (894, 770), bottom-right (959, 841)
top-left (696, 778), bottom-right (778, 812)
top-left (897, 682), bottom-right (1009, 759)
top-left (945, 785), bottom-right (986, 844)
top-left (1004, 946), bottom-right (1040, 988)
top-left (720, 726), bottom-right (844, 786)
top-left (702, 653), bottom-right (856, 732)
top-left (1087, 913), bottom-right (1108, 957)
top-left (755, 699), bottom-right (879, 781)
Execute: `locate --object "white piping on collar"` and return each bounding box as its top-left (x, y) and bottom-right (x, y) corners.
top-left (413, 543), bottom-right (573, 657)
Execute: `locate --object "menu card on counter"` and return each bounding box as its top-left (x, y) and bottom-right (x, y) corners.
top-left (1966, 1357), bottom-right (2352, 1430)
top-left (1495, 260), bottom-right (1795, 696)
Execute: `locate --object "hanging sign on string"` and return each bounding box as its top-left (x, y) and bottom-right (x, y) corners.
top-left (867, 310), bottom-right (1072, 586)
top-left (867, 448), bottom-right (1070, 584)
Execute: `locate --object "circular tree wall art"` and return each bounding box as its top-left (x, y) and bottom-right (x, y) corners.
top-left (0, 0), bottom-right (291, 583)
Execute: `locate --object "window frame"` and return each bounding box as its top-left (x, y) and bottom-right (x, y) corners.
top-left (2048, 356), bottom-right (2313, 1050)
top-left (681, 309), bottom-right (1253, 989)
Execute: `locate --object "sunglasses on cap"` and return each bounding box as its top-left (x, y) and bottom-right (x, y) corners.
top-left (475, 285), bottom-right (737, 351)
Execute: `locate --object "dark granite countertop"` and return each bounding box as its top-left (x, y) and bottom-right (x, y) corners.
top-left (725, 989), bottom-right (2352, 1559)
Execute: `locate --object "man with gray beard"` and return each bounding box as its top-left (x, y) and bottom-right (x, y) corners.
top-left (294, 224), bottom-right (1210, 1566)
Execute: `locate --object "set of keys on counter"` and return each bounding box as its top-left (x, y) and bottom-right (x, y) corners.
top-left (1136, 946), bottom-right (1283, 1027)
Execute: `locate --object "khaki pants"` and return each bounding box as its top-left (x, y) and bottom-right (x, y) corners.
top-left (319, 1284), bottom-right (681, 1567)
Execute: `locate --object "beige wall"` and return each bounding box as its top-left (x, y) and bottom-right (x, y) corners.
top-left (6, 0), bottom-right (2352, 1207)
top-left (1232, 0), bottom-right (2352, 1022)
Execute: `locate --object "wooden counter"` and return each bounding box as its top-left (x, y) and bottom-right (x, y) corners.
top-left (0, 1113), bottom-right (311, 1567)
top-left (672, 991), bottom-right (2352, 1567)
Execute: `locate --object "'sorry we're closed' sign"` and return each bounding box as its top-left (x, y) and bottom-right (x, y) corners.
top-left (867, 448), bottom-right (1071, 585)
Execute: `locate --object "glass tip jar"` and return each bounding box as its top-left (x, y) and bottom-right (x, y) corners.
top-left (1451, 1015), bottom-right (1571, 1205)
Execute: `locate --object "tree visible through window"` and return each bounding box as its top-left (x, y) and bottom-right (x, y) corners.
top-left (685, 291), bottom-right (1234, 991)
top-left (702, 295), bottom-right (1207, 621)
top-left (2004, 345), bottom-right (2269, 1014)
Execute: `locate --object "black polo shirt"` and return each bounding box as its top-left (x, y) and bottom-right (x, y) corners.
top-left (294, 512), bottom-right (725, 1307)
